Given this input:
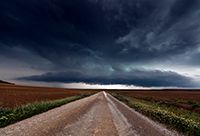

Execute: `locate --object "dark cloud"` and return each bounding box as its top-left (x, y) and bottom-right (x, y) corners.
top-left (18, 69), bottom-right (195, 87)
top-left (0, 0), bottom-right (200, 87)
top-left (160, 0), bottom-right (199, 33)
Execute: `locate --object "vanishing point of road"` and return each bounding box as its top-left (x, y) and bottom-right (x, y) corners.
top-left (0, 92), bottom-right (181, 136)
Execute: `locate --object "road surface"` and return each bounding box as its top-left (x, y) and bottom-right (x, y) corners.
top-left (0, 92), bottom-right (181, 136)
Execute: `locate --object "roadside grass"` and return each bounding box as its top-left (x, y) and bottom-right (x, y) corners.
top-left (112, 93), bottom-right (200, 136)
top-left (187, 101), bottom-right (200, 110)
top-left (135, 96), bottom-right (200, 111)
top-left (0, 93), bottom-right (90, 128)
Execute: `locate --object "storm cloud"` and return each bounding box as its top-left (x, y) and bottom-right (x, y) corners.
top-left (0, 0), bottom-right (200, 87)
top-left (18, 69), bottom-right (195, 87)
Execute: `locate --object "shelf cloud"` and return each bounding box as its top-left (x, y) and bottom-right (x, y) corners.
top-left (0, 0), bottom-right (200, 87)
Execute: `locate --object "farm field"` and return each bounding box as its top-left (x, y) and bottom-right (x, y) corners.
top-left (0, 84), bottom-right (97, 108)
top-left (115, 90), bottom-right (200, 102)
top-left (113, 90), bottom-right (200, 113)
top-left (112, 93), bottom-right (200, 135)
top-left (1, 83), bottom-right (200, 110)
top-left (1, 91), bottom-right (185, 136)
top-left (0, 84), bottom-right (200, 135)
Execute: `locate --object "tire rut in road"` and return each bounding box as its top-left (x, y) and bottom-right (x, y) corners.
top-left (0, 93), bottom-right (101, 136)
top-left (55, 92), bottom-right (118, 136)
top-left (104, 92), bottom-right (139, 136)
top-left (106, 93), bottom-right (181, 136)
top-left (0, 92), bottom-right (182, 136)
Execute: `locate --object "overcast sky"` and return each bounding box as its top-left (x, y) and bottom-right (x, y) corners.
top-left (0, 0), bottom-right (200, 88)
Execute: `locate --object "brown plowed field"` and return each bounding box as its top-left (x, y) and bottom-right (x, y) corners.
top-left (1, 83), bottom-right (200, 109)
top-left (0, 84), bottom-right (96, 108)
top-left (116, 90), bottom-right (200, 102)
top-left (114, 90), bottom-right (200, 113)
top-left (0, 92), bottom-right (180, 136)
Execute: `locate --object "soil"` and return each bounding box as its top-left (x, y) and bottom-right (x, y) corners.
top-left (0, 92), bottom-right (181, 136)
top-left (0, 84), bottom-right (96, 108)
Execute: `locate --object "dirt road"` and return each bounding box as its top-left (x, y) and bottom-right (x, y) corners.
top-left (0, 92), bottom-right (181, 136)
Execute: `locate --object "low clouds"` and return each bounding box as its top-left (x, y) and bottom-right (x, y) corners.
top-left (18, 69), bottom-right (195, 87)
top-left (0, 0), bottom-right (200, 87)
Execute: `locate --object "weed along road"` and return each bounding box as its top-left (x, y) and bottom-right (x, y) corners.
top-left (0, 92), bottom-right (181, 136)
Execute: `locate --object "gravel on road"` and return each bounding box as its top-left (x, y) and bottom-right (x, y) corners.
top-left (0, 92), bottom-right (182, 136)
